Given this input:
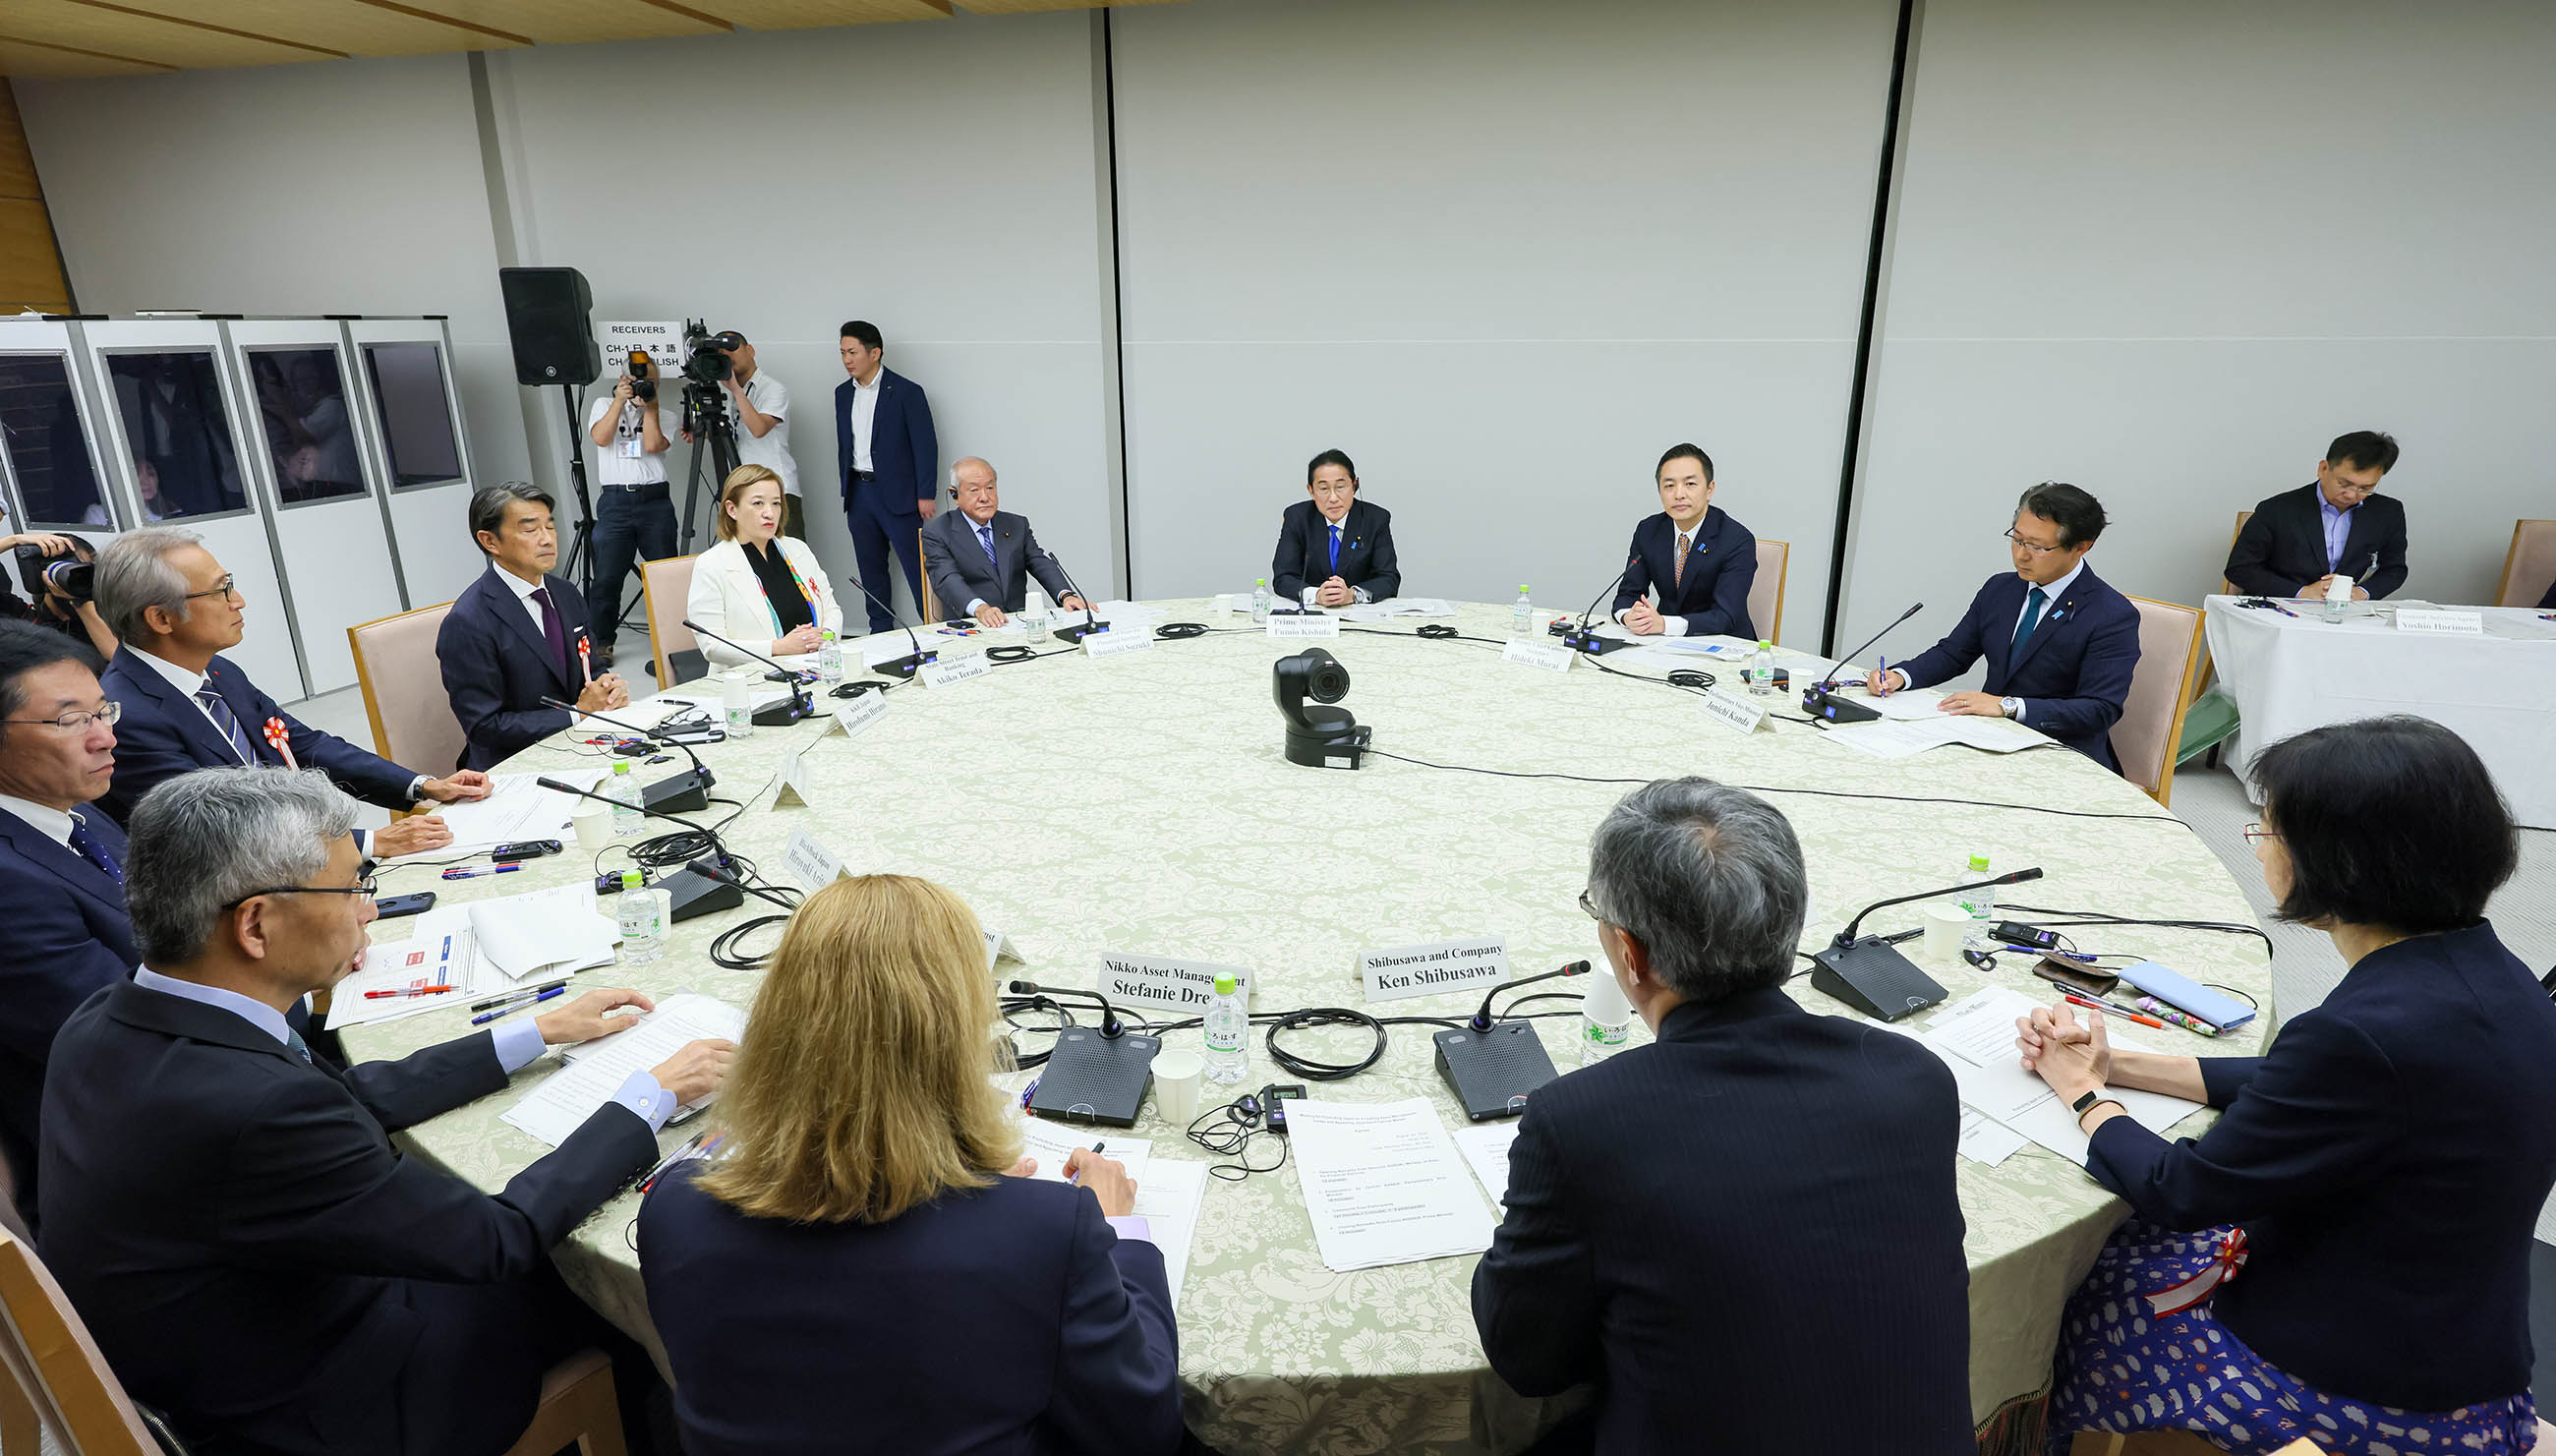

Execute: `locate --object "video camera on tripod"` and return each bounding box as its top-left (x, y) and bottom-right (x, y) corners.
top-left (672, 320), bottom-right (747, 553)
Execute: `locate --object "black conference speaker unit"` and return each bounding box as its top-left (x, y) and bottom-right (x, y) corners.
top-left (1028, 1027), bottom-right (1161, 1128)
top-left (1808, 939), bottom-right (1949, 1022)
top-left (658, 866), bottom-right (744, 924)
top-left (1434, 1022), bottom-right (1561, 1121)
top-left (499, 266), bottom-right (601, 386)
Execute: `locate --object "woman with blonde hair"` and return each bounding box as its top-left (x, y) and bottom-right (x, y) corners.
top-left (683, 463), bottom-right (843, 667)
top-left (638, 874), bottom-right (1188, 1456)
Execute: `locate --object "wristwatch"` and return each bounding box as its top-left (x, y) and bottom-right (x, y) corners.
top-left (2000, 695), bottom-right (2022, 719)
top-left (2068, 1088), bottom-right (2106, 1116)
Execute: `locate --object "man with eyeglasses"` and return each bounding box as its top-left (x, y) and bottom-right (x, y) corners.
top-left (0, 620), bottom-right (130, 1216)
top-left (89, 528), bottom-right (491, 853)
top-left (1864, 482), bottom-right (2141, 771)
top-left (38, 767), bottom-right (733, 1456)
top-left (2225, 431), bottom-right (2408, 602)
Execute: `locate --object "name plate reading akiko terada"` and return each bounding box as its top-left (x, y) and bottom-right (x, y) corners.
top-left (1359, 936), bottom-right (1509, 1004)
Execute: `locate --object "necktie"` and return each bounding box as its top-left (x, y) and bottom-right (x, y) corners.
top-left (2009, 586), bottom-right (2049, 661)
top-left (976, 522), bottom-right (998, 567)
top-left (283, 1025), bottom-right (314, 1065)
top-left (68, 814), bottom-right (122, 884)
top-left (1328, 523), bottom-right (1342, 573)
top-left (195, 687), bottom-right (257, 764)
top-left (1673, 532), bottom-right (1691, 590)
top-left (530, 587), bottom-right (571, 682)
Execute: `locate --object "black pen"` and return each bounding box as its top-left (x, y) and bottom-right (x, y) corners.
top-left (470, 978), bottom-right (569, 1013)
top-left (1068, 1140), bottom-right (1106, 1187)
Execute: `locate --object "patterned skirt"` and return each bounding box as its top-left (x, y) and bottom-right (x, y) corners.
top-left (2045, 1220), bottom-right (2538, 1455)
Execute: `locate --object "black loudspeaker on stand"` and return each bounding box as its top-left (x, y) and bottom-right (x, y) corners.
top-left (498, 266), bottom-right (606, 604)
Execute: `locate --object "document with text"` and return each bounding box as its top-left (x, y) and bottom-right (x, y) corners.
top-left (1285, 1097), bottom-right (1496, 1272)
top-left (502, 994), bottom-right (745, 1148)
top-left (1918, 987), bottom-right (2204, 1165)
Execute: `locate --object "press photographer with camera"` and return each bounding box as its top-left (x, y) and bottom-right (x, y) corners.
top-left (680, 331), bottom-right (802, 540)
top-left (581, 351), bottom-right (681, 670)
top-left (1, 516), bottom-right (116, 660)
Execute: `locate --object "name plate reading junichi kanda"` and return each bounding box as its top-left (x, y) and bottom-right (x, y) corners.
top-left (1359, 936), bottom-right (1510, 1004)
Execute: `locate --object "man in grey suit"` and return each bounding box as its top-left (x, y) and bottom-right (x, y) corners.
top-left (922, 457), bottom-right (1091, 627)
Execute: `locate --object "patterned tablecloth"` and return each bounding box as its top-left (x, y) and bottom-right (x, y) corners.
top-left (343, 600), bottom-right (2270, 1456)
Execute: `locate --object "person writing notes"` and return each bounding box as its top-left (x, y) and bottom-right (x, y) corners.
top-left (2224, 431), bottom-right (2407, 602)
top-left (1610, 443), bottom-right (1758, 639)
top-left (641, 874), bottom-right (1186, 1456)
top-left (1864, 482), bottom-right (2139, 771)
top-left (2020, 718), bottom-right (2556, 1456)
top-left (1272, 449), bottom-right (1400, 608)
top-left (920, 457), bottom-right (1088, 628)
top-left (686, 465), bottom-right (843, 667)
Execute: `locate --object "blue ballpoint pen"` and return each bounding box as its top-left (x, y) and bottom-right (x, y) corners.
top-left (472, 986), bottom-right (564, 1024)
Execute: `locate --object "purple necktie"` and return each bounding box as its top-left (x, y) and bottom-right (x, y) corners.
top-left (531, 586), bottom-right (571, 681)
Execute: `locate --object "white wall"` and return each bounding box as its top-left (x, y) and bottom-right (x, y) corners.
top-left (1108, 0), bottom-right (1898, 639)
top-left (1842, 0), bottom-right (2556, 666)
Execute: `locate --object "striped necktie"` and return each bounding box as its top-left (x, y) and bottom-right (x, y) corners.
top-left (196, 687), bottom-right (258, 764)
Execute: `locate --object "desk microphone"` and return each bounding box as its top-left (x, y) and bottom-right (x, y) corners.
top-left (540, 697), bottom-right (715, 813)
top-left (1801, 601), bottom-right (1923, 726)
top-left (838, 575), bottom-right (938, 680)
top-left (1037, 549), bottom-right (1107, 645)
top-left (1553, 551), bottom-right (1640, 656)
top-left (682, 854), bottom-right (799, 911)
top-left (1809, 866), bottom-right (2043, 1021)
top-left (1468, 960), bottom-right (1592, 1032)
top-left (1009, 979), bottom-right (1158, 1128)
top-left (1006, 980), bottom-right (1128, 1039)
top-left (532, 776), bottom-right (745, 922)
top-left (678, 619), bottom-right (817, 724)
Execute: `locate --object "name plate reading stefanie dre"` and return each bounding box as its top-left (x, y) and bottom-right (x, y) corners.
top-left (824, 691), bottom-right (889, 739)
top-left (1267, 613), bottom-right (1342, 640)
top-left (778, 828), bottom-right (847, 894)
top-left (1097, 952), bottom-right (1253, 1014)
top-left (1502, 636), bottom-right (1574, 672)
top-left (1083, 626), bottom-right (1157, 659)
top-left (1701, 687), bottom-right (1769, 735)
top-left (1360, 936), bottom-right (1509, 1004)
top-left (917, 655), bottom-right (993, 690)
top-left (2393, 608), bottom-right (2485, 636)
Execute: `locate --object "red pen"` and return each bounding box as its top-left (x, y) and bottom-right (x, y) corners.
top-left (364, 984), bottom-right (456, 999)
top-left (2059, 990), bottom-right (2166, 1029)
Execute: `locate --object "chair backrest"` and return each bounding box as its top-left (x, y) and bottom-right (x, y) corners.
top-left (918, 525), bottom-right (944, 624)
top-left (1750, 538), bottom-right (1789, 643)
top-left (2218, 508), bottom-right (2254, 596)
top-left (2112, 596), bottom-right (2206, 805)
top-left (641, 554), bottom-right (700, 687)
top-left (349, 602), bottom-right (463, 777)
top-left (2494, 519), bottom-right (2556, 608)
top-left (0, 1228), bottom-right (162, 1455)
top-left (0, 1136), bottom-right (26, 1245)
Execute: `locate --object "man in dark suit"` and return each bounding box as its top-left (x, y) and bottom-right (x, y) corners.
top-left (835, 320), bottom-right (940, 634)
top-left (1610, 443), bottom-right (1758, 640)
top-left (1273, 448), bottom-right (1401, 607)
top-left (37, 766), bottom-right (731, 1456)
top-left (0, 621), bottom-right (129, 1212)
top-left (438, 483), bottom-right (631, 773)
top-left (89, 528), bottom-right (492, 853)
top-left (2225, 431), bottom-right (2408, 601)
top-left (922, 457), bottom-right (1091, 626)
top-left (1475, 778), bottom-right (1971, 1455)
top-left (1868, 482), bottom-right (2142, 771)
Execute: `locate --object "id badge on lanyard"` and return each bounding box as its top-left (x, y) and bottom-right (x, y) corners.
top-left (617, 407), bottom-right (644, 460)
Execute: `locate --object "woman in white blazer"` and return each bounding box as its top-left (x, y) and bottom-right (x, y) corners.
top-left (686, 464), bottom-right (844, 668)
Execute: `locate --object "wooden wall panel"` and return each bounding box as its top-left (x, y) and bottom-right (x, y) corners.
top-left (0, 80), bottom-right (72, 313)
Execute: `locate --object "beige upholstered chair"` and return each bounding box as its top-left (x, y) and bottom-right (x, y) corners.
top-left (2217, 508), bottom-right (2254, 596)
top-left (1749, 538), bottom-right (1788, 643)
top-left (2110, 597), bottom-right (2206, 808)
top-left (2494, 518), bottom-right (2556, 607)
top-left (349, 602), bottom-right (465, 777)
top-left (641, 553), bottom-right (700, 687)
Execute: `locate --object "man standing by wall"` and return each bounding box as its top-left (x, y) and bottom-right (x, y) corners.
top-left (834, 320), bottom-right (938, 633)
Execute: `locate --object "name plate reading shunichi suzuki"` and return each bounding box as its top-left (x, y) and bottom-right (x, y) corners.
top-left (1083, 626), bottom-right (1158, 659)
top-left (1360, 936), bottom-right (1510, 1004)
top-left (1266, 613), bottom-right (1342, 639)
top-left (1701, 687), bottom-right (1769, 735)
top-left (1096, 952), bottom-right (1253, 1014)
top-left (917, 655), bottom-right (993, 689)
top-left (1501, 637), bottom-right (1574, 672)
top-left (2392, 609), bottom-right (2484, 636)
top-left (824, 691), bottom-right (889, 739)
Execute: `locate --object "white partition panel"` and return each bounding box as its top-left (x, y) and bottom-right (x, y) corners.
top-left (347, 319), bottom-right (485, 609)
top-left (78, 320), bottom-right (308, 699)
top-left (224, 320), bottom-right (405, 694)
top-left (0, 318), bottom-right (119, 537)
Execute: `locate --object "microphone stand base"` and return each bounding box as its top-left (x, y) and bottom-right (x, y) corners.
top-left (750, 692), bottom-right (816, 727)
top-left (1809, 938), bottom-right (1948, 1021)
top-left (641, 771), bottom-right (712, 817)
top-left (1433, 1022), bottom-right (1560, 1120)
top-left (1801, 687), bottom-right (1882, 725)
top-left (1050, 619), bottom-right (1108, 645)
top-left (874, 653), bottom-right (935, 680)
top-left (1027, 1029), bottom-right (1162, 1127)
top-left (1555, 626), bottom-right (1634, 656)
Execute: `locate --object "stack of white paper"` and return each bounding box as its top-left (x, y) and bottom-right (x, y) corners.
top-left (1340, 597), bottom-right (1455, 621)
top-left (325, 909), bottom-right (494, 1028)
top-left (1284, 1097), bottom-right (1496, 1271)
top-left (1822, 715), bottom-right (2039, 758)
top-left (1451, 1121), bottom-right (1520, 1211)
top-left (469, 883), bottom-right (619, 981)
top-left (1017, 1120), bottom-right (1154, 1185)
top-left (1914, 987), bottom-right (2204, 1165)
top-left (1132, 1158), bottom-right (1209, 1304)
top-left (502, 993), bottom-right (746, 1147)
top-left (378, 771), bottom-right (605, 863)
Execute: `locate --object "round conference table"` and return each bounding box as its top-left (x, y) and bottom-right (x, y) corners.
top-left (346, 599), bottom-right (2272, 1456)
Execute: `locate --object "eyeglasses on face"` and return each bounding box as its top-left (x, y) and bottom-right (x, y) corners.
top-left (1578, 888), bottom-right (1607, 923)
top-left (2002, 529), bottom-right (2067, 557)
top-left (221, 873), bottom-right (378, 911)
top-left (2241, 822), bottom-right (2282, 844)
top-left (181, 575), bottom-right (242, 603)
top-left (3, 700), bottom-right (122, 732)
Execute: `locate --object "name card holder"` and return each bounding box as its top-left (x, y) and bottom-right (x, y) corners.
top-left (918, 655), bottom-right (993, 689)
top-left (1267, 613), bottom-right (1342, 639)
top-left (1702, 688), bottom-right (1770, 734)
top-left (1502, 637), bottom-right (1574, 672)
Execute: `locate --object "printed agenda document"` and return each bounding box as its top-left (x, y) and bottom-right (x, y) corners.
top-left (502, 994), bottom-right (746, 1148)
top-left (1285, 1097), bottom-right (1496, 1272)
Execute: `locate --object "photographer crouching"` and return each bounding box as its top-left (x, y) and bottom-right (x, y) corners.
top-left (582, 351), bottom-right (681, 671)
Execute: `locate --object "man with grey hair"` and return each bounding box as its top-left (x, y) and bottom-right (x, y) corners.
top-left (38, 767), bottom-right (732, 1456)
top-left (1472, 777), bottom-right (1972, 1455)
top-left (92, 527), bottom-right (491, 851)
top-left (919, 456), bottom-right (1088, 627)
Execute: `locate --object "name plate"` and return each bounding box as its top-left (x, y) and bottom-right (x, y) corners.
top-left (1701, 687), bottom-right (1769, 735)
top-left (825, 691), bottom-right (889, 739)
top-left (771, 749), bottom-right (813, 808)
top-left (1097, 952), bottom-right (1252, 1014)
top-left (2394, 609), bottom-right (2484, 636)
top-left (1266, 613), bottom-right (1341, 639)
top-left (1502, 636), bottom-right (1575, 672)
top-left (984, 927), bottom-right (1022, 969)
top-left (917, 655), bottom-right (992, 689)
top-left (1083, 627), bottom-right (1157, 659)
top-left (778, 828), bottom-right (846, 894)
top-left (1359, 936), bottom-right (1509, 1003)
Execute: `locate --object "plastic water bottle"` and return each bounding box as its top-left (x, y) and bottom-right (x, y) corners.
top-left (1749, 640), bottom-right (1776, 695)
top-left (1512, 585), bottom-right (1533, 636)
top-left (615, 870), bottom-right (666, 965)
top-left (1956, 852), bottom-right (1994, 948)
top-left (1578, 962), bottom-right (1633, 1067)
top-left (610, 760), bottom-right (643, 838)
top-left (1202, 972), bottom-right (1249, 1083)
top-left (817, 628), bottom-right (842, 685)
top-left (1250, 578), bottom-right (1271, 624)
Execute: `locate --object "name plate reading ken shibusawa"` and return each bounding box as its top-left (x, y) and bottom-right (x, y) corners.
top-left (1266, 613), bottom-right (1342, 639)
top-left (1502, 637), bottom-right (1574, 672)
top-left (1083, 626), bottom-right (1157, 659)
top-left (1701, 687), bottom-right (1769, 735)
top-left (2393, 609), bottom-right (2484, 636)
top-left (1360, 936), bottom-right (1509, 1004)
top-left (917, 655), bottom-right (993, 689)
top-left (1097, 952), bottom-right (1252, 1014)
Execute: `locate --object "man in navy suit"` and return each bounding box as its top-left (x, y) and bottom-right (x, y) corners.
top-left (922, 457), bottom-right (1090, 626)
top-left (438, 483), bottom-right (631, 772)
top-left (2225, 430), bottom-right (2408, 601)
top-left (1610, 443), bottom-right (1758, 640)
top-left (834, 320), bottom-right (940, 633)
top-left (1272, 448), bottom-right (1401, 607)
top-left (1868, 482), bottom-right (2141, 771)
top-left (1474, 779), bottom-right (1972, 1455)
top-left (0, 621), bottom-right (129, 1211)
top-left (89, 529), bottom-right (492, 854)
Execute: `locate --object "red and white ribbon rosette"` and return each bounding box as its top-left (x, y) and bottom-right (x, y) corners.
top-left (261, 717), bottom-right (299, 770)
top-left (576, 635), bottom-right (594, 684)
top-left (2145, 1228), bottom-right (2248, 1316)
